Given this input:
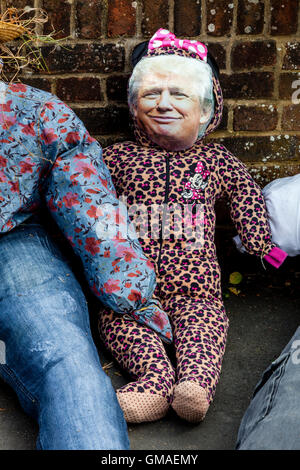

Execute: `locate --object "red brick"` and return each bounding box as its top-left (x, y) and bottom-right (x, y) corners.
top-left (206, 42), bottom-right (226, 69)
top-left (20, 77), bottom-right (52, 93)
top-left (42, 0), bottom-right (71, 39)
top-left (106, 74), bottom-right (130, 103)
top-left (247, 163), bottom-right (299, 187)
top-left (218, 105), bottom-right (228, 130)
top-left (236, 0), bottom-right (264, 35)
top-left (233, 105), bottom-right (278, 131)
top-left (40, 43), bottom-right (125, 74)
top-left (74, 106), bottom-right (130, 135)
top-left (231, 41), bottom-right (277, 70)
top-left (206, 0), bottom-right (233, 37)
top-left (142, 0), bottom-right (169, 37)
top-left (282, 105), bottom-right (300, 131)
top-left (220, 72), bottom-right (274, 99)
top-left (56, 78), bottom-right (102, 102)
top-left (97, 134), bottom-right (132, 147)
top-left (211, 136), bottom-right (298, 163)
top-left (283, 42), bottom-right (300, 70)
top-left (107, 0), bottom-right (136, 37)
top-left (271, 0), bottom-right (299, 35)
top-left (174, 0), bottom-right (201, 37)
top-left (297, 137), bottom-right (300, 158)
top-left (279, 73), bottom-right (300, 99)
top-left (76, 0), bottom-right (103, 39)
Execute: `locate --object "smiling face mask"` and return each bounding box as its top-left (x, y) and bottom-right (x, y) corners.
top-left (129, 55), bottom-right (215, 151)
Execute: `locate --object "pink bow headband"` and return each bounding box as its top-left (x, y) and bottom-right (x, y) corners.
top-left (148, 28), bottom-right (208, 62)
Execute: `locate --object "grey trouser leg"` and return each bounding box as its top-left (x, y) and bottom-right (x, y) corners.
top-left (236, 326), bottom-right (300, 450)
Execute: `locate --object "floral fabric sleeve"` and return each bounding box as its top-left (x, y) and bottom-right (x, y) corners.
top-left (40, 98), bottom-right (172, 341)
top-left (217, 145), bottom-right (287, 267)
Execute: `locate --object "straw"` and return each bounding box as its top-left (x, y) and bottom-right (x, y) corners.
top-left (0, 7), bottom-right (66, 82)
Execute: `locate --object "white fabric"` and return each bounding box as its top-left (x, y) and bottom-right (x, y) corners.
top-left (233, 173), bottom-right (300, 257)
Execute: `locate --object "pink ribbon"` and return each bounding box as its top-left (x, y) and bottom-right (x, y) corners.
top-left (264, 246), bottom-right (288, 269)
top-left (195, 162), bottom-right (210, 178)
top-left (148, 28), bottom-right (208, 62)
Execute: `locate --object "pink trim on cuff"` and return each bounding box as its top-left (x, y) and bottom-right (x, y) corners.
top-left (264, 246), bottom-right (288, 268)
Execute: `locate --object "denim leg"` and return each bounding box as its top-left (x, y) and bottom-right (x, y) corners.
top-left (0, 223), bottom-right (129, 450)
top-left (236, 326), bottom-right (300, 450)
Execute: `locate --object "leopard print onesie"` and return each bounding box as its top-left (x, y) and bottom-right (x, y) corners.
top-left (98, 48), bottom-right (286, 424)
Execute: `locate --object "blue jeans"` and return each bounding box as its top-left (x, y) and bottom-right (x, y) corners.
top-left (236, 326), bottom-right (300, 450)
top-left (0, 220), bottom-right (129, 450)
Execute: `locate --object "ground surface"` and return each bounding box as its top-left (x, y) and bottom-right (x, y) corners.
top-left (0, 255), bottom-right (299, 450)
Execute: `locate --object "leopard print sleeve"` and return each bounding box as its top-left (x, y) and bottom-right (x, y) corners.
top-left (102, 144), bottom-right (121, 174)
top-left (217, 145), bottom-right (287, 266)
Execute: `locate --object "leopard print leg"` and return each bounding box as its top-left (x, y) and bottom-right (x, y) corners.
top-left (98, 308), bottom-right (175, 423)
top-left (164, 296), bottom-right (229, 423)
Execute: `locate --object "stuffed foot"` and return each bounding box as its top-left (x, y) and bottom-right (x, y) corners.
top-left (117, 389), bottom-right (170, 423)
top-left (171, 381), bottom-right (209, 423)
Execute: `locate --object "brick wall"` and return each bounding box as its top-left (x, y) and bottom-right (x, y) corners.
top-left (3, 0), bottom-right (299, 185)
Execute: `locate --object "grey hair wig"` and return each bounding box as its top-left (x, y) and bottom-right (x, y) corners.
top-left (128, 54), bottom-right (215, 137)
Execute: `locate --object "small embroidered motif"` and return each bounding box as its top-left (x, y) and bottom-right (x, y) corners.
top-left (182, 162), bottom-right (209, 201)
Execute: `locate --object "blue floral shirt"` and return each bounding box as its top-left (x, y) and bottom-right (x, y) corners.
top-left (0, 81), bottom-right (172, 343)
